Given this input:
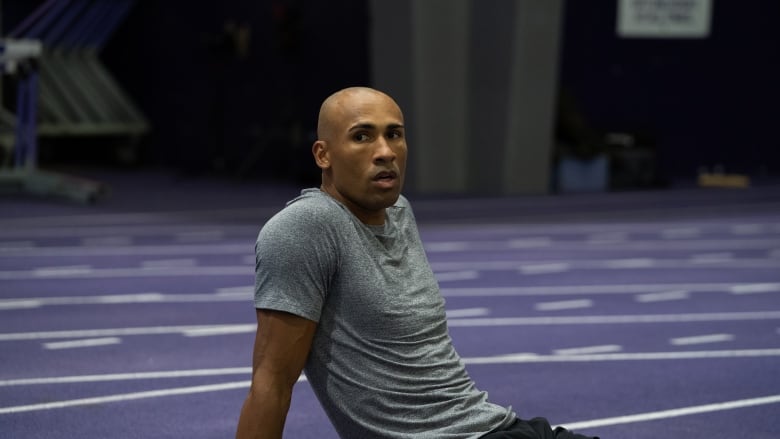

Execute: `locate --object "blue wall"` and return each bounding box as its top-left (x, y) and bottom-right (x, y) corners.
top-left (558, 0), bottom-right (780, 180)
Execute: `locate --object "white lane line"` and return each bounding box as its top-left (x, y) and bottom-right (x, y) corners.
top-left (446, 311), bottom-right (780, 327)
top-left (0, 265), bottom-right (250, 280)
top-left (446, 308), bottom-right (490, 318)
top-left (441, 282), bottom-right (780, 297)
top-left (0, 243), bottom-right (249, 257)
top-left (534, 299), bottom-right (593, 311)
top-left (97, 293), bottom-right (166, 303)
top-left (0, 367), bottom-right (252, 387)
top-left (425, 242), bottom-right (470, 252)
top-left (0, 374), bottom-right (311, 414)
top-left (690, 252), bottom-right (734, 263)
top-left (615, 258), bottom-right (771, 269)
top-left (561, 394), bottom-right (780, 430)
top-left (425, 237), bottom-right (553, 252)
top-left (660, 227), bottom-right (701, 239)
top-left (215, 286), bottom-right (253, 296)
top-left (553, 345), bottom-right (622, 356)
top-left (182, 326), bottom-right (259, 337)
top-left (140, 258), bottom-right (198, 268)
top-left (0, 292), bottom-right (256, 310)
top-left (0, 380), bottom-right (251, 415)
top-left (0, 224), bottom-right (257, 239)
top-left (43, 337), bottom-right (122, 350)
top-left (0, 324), bottom-right (256, 341)
top-left (581, 238), bottom-right (780, 251)
top-left (437, 261), bottom-right (530, 270)
top-left (670, 334), bottom-right (735, 346)
top-left (519, 263), bottom-right (570, 275)
top-left (461, 348), bottom-right (780, 364)
top-left (32, 265), bottom-right (93, 277)
top-left (603, 258), bottom-right (655, 269)
top-left (0, 300), bottom-right (43, 310)
top-left (635, 290), bottom-right (690, 303)
top-left (435, 270), bottom-right (479, 282)
top-left (586, 232), bottom-right (627, 244)
top-left (0, 293), bottom-right (168, 309)
top-left (433, 258), bottom-right (780, 272)
top-left (730, 283), bottom-right (780, 295)
top-left (507, 237), bottom-right (552, 248)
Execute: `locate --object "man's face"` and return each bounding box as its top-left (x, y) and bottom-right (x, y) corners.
top-left (315, 90), bottom-right (407, 224)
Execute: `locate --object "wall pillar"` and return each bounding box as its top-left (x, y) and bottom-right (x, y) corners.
top-left (370, 0), bottom-right (563, 195)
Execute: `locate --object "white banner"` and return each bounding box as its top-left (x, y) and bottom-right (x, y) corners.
top-left (617, 0), bottom-right (712, 38)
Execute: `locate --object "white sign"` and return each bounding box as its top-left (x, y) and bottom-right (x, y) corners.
top-left (617, 0), bottom-right (712, 38)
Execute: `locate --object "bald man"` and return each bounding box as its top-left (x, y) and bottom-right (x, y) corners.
top-left (236, 87), bottom-right (597, 439)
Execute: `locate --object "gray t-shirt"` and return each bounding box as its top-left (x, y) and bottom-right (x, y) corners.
top-left (254, 189), bottom-right (514, 438)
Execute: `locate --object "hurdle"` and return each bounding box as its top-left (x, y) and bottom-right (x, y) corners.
top-left (0, 0), bottom-right (147, 203)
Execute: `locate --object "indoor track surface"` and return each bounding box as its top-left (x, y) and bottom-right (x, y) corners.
top-left (1, 170), bottom-right (779, 438)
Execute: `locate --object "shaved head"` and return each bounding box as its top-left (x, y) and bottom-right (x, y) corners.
top-left (316, 87), bottom-right (403, 142)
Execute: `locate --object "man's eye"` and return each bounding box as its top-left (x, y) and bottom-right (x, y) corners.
top-left (388, 130), bottom-right (403, 139)
top-left (354, 133), bottom-right (370, 142)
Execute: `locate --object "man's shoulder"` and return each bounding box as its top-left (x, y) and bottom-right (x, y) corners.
top-left (284, 188), bottom-right (340, 214)
top-left (263, 189), bottom-right (349, 233)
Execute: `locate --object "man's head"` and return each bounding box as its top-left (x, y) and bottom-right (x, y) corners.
top-left (313, 87), bottom-right (407, 225)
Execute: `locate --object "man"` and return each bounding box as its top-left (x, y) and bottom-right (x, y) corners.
top-left (236, 87), bottom-right (598, 439)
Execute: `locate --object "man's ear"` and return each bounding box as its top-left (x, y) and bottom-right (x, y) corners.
top-left (312, 140), bottom-right (330, 169)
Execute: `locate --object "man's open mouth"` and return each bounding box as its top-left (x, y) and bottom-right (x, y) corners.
top-left (373, 171), bottom-right (397, 181)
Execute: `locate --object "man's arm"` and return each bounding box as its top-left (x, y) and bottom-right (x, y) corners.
top-left (236, 308), bottom-right (318, 439)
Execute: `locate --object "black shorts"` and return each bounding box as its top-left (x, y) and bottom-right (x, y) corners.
top-left (481, 417), bottom-right (599, 439)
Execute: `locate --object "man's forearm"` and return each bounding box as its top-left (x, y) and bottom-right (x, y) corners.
top-left (238, 309), bottom-right (316, 438)
top-left (235, 387), bottom-right (291, 439)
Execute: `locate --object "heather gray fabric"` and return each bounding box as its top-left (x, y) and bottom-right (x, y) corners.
top-left (254, 189), bottom-right (515, 438)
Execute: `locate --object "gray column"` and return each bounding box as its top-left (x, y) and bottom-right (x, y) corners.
top-left (411, 0), bottom-right (470, 193)
top-left (370, 0), bottom-right (563, 195)
top-left (503, 0), bottom-right (563, 194)
top-left (466, 0), bottom-right (516, 193)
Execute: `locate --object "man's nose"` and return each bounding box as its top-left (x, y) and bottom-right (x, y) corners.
top-left (373, 137), bottom-right (396, 163)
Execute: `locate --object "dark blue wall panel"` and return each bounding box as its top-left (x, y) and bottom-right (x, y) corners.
top-left (558, 0), bottom-right (780, 179)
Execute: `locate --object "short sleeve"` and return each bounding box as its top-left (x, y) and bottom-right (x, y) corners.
top-left (253, 201), bottom-right (339, 322)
